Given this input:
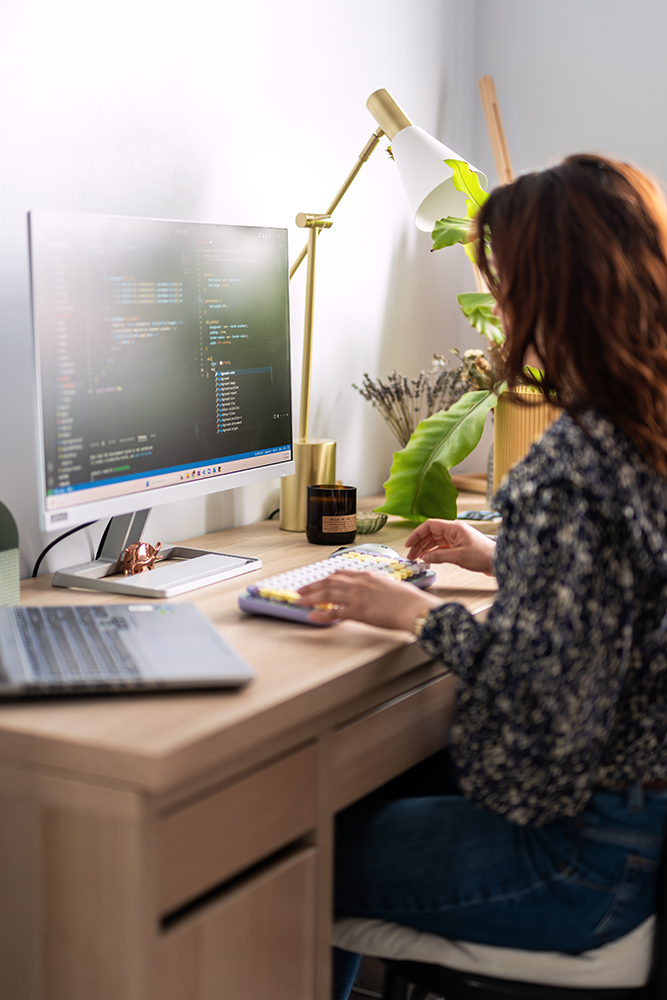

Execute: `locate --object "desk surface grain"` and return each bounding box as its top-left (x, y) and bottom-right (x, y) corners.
top-left (2, 506), bottom-right (497, 794)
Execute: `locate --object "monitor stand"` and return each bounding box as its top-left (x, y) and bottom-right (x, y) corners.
top-left (51, 510), bottom-right (262, 599)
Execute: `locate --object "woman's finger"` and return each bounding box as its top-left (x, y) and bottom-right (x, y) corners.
top-left (413, 546), bottom-right (467, 565)
top-left (307, 606), bottom-right (345, 624)
top-left (297, 571), bottom-right (360, 605)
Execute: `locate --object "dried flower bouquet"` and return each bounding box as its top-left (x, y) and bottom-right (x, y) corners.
top-left (354, 351), bottom-right (491, 449)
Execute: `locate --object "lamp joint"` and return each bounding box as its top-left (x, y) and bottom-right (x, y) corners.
top-left (359, 128), bottom-right (385, 162)
top-left (295, 213), bottom-right (333, 230)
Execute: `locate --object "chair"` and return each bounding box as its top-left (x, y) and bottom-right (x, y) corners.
top-left (334, 813), bottom-right (667, 1000)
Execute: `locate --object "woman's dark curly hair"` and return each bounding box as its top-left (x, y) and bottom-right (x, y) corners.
top-left (476, 154), bottom-right (667, 475)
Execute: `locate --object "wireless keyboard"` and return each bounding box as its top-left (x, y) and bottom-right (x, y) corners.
top-left (238, 547), bottom-right (436, 626)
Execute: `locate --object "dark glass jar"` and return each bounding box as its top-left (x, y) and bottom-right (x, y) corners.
top-left (306, 484), bottom-right (357, 545)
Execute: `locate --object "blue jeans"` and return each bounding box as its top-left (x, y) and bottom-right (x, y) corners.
top-left (332, 750), bottom-right (667, 1000)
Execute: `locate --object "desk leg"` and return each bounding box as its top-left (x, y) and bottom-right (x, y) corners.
top-left (315, 732), bottom-right (334, 1000)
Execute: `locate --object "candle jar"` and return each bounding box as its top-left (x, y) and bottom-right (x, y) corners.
top-left (306, 484), bottom-right (357, 545)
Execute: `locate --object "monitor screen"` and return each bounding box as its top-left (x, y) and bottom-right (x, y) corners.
top-left (29, 211), bottom-right (293, 532)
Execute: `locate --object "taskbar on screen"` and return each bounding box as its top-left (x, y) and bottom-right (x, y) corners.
top-left (46, 447), bottom-right (292, 511)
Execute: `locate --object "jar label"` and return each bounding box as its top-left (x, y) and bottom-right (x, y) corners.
top-left (321, 514), bottom-right (357, 533)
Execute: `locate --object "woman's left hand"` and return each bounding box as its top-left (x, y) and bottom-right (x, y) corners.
top-left (297, 570), bottom-right (443, 628)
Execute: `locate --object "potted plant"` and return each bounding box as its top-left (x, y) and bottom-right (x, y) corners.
top-left (367, 162), bottom-right (501, 522)
top-left (371, 161), bottom-right (558, 522)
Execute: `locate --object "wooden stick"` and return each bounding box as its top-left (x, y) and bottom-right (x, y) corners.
top-left (478, 76), bottom-right (514, 185)
top-left (472, 263), bottom-right (486, 293)
top-left (469, 76), bottom-right (514, 293)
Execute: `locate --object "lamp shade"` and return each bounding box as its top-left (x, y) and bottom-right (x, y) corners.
top-left (366, 89), bottom-right (487, 232)
top-left (392, 125), bottom-right (488, 231)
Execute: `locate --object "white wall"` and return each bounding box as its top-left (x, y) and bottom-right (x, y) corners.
top-left (7, 0), bottom-right (667, 579)
top-left (473, 0), bottom-right (667, 185)
top-left (1, 0), bottom-right (477, 577)
top-left (465, 0), bottom-right (667, 503)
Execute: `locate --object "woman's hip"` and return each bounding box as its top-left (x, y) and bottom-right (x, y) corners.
top-left (334, 782), bottom-right (666, 951)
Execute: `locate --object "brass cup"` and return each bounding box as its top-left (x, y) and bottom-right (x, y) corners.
top-left (279, 440), bottom-right (336, 532)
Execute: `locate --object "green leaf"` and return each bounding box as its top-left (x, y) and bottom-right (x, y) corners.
top-left (432, 162), bottom-right (490, 260)
top-left (431, 216), bottom-right (475, 251)
top-left (445, 159), bottom-right (489, 219)
top-left (457, 292), bottom-right (505, 346)
top-left (376, 389), bottom-right (502, 522)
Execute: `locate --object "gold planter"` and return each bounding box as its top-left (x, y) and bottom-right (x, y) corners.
top-left (493, 387), bottom-right (560, 495)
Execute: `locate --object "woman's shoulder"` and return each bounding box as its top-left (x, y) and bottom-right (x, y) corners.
top-left (495, 409), bottom-right (667, 554)
top-left (495, 411), bottom-right (603, 506)
top-left (499, 409), bottom-right (641, 495)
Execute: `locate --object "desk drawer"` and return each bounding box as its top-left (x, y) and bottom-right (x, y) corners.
top-left (159, 847), bottom-right (316, 1000)
top-left (158, 744), bottom-right (317, 914)
top-left (332, 672), bottom-right (455, 811)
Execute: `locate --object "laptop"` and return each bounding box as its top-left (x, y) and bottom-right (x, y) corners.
top-left (0, 603), bottom-right (254, 696)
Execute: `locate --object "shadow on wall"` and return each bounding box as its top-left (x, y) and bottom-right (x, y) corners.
top-left (205, 481), bottom-right (281, 534)
top-left (372, 224), bottom-right (493, 482)
top-left (315, 224), bottom-right (475, 498)
top-left (376, 225), bottom-right (476, 388)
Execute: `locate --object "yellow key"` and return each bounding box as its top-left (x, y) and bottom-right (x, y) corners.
top-left (259, 587), bottom-right (301, 604)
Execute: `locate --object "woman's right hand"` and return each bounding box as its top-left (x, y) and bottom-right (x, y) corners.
top-left (406, 519), bottom-right (497, 575)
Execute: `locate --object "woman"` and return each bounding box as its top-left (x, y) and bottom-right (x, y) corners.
top-left (297, 155), bottom-right (667, 1000)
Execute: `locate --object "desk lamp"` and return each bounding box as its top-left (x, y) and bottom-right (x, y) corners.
top-left (279, 89), bottom-right (487, 531)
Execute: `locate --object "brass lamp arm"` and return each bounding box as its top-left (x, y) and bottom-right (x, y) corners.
top-left (289, 126), bottom-right (385, 282)
top-left (280, 124), bottom-right (386, 530)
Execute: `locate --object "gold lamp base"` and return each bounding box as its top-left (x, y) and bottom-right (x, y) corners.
top-left (280, 440), bottom-right (336, 531)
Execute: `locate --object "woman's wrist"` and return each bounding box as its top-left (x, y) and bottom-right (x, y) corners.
top-left (397, 592), bottom-right (443, 634)
top-left (482, 536), bottom-right (497, 576)
top-left (411, 607), bottom-right (434, 637)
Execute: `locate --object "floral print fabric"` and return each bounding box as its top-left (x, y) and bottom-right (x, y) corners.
top-left (420, 411), bottom-right (667, 826)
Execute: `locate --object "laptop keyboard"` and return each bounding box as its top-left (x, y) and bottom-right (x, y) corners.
top-left (15, 607), bottom-right (141, 683)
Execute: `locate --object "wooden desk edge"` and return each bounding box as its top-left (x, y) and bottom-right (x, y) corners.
top-left (2, 512), bottom-right (496, 796)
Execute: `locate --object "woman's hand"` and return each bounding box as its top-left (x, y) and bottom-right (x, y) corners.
top-left (297, 570), bottom-right (443, 629)
top-left (406, 519), bottom-right (496, 575)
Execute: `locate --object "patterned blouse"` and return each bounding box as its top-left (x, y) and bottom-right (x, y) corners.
top-left (420, 410), bottom-right (667, 826)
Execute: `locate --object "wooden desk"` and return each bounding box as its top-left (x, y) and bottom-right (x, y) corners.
top-left (0, 509), bottom-right (496, 1000)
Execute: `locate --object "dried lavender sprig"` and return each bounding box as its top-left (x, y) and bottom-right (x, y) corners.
top-left (354, 352), bottom-right (485, 448)
top-left (355, 370), bottom-right (418, 444)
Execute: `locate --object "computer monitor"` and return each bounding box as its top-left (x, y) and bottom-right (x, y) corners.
top-left (29, 210), bottom-right (294, 597)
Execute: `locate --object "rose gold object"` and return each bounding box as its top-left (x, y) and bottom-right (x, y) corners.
top-left (121, 541), bottom-right (162, 576)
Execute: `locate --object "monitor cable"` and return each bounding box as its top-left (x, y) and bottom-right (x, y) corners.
top-left (94, 519), bottom-right (113, 559)
top-left (32, 520), bottom-right (100, 578)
